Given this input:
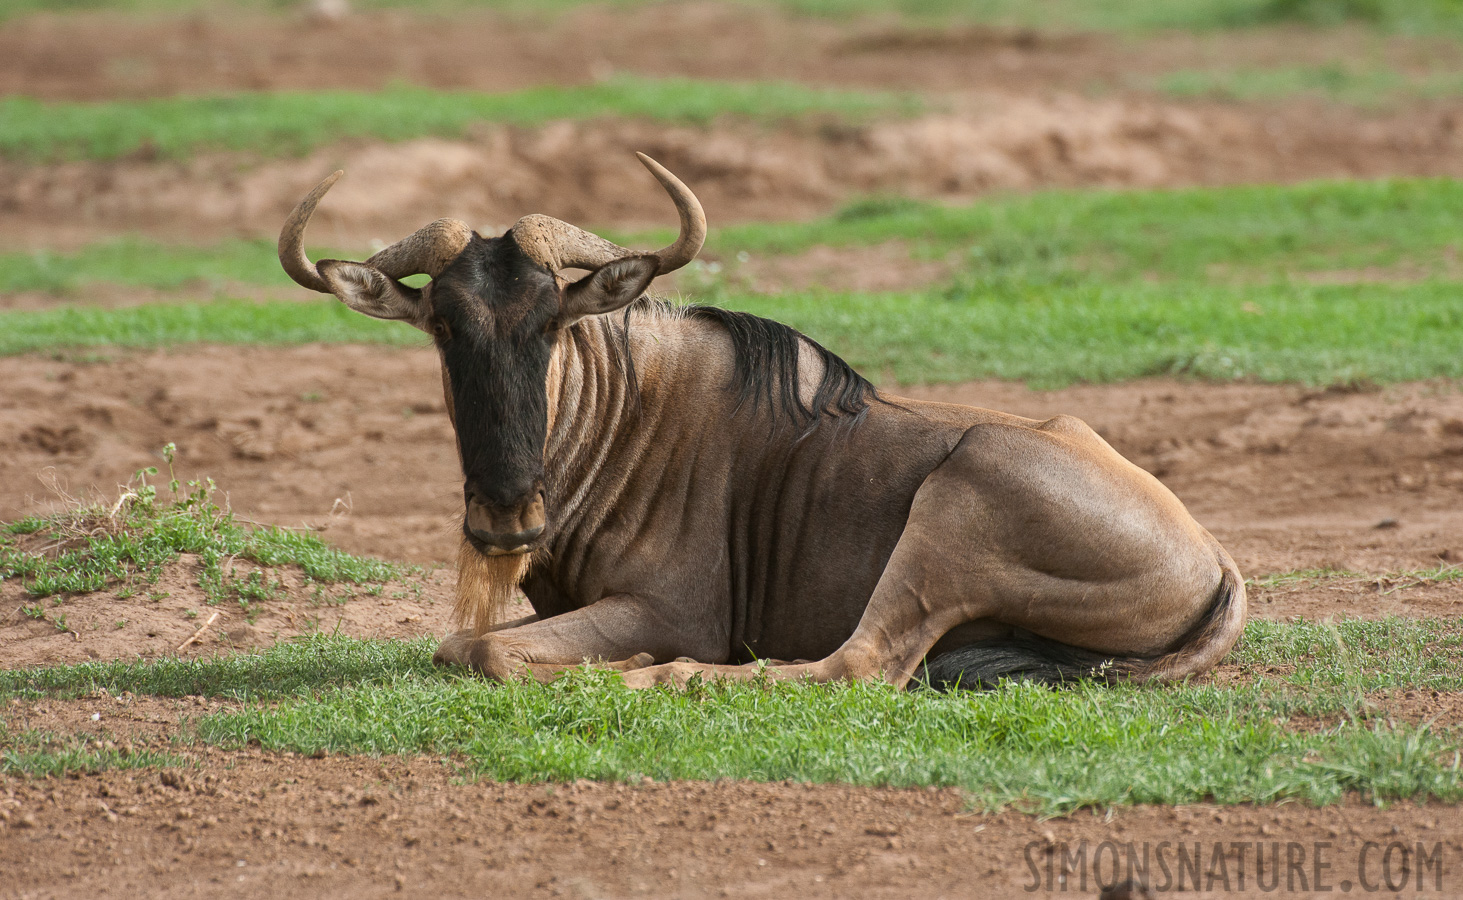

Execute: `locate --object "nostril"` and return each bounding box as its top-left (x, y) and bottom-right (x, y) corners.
top-left (465, 498), bottom-right (494, 536)
top-left (464, 493), bottom-right (546, 551)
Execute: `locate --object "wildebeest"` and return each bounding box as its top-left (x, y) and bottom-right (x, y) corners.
top-left (279, 153), bottom-right (1245, 690)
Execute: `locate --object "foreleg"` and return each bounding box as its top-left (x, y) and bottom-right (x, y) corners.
top-left (432, 594), bottom-right (712, 683)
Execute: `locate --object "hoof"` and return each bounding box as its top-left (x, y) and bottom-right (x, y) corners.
top-left (432, 632), bottom-right (474, 668)
top-left (619, 661), bottom-right (699, 690)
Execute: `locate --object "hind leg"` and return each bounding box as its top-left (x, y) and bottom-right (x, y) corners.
top-left (624, 418), bottom-right (1224, 690)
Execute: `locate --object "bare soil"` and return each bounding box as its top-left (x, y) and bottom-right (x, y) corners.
top-left (0, 550), bottom-right (457, 670)
top-left (2, 750), bottom-right (1460, 900)
top-left (2, 345), bottom-right (1461, 589)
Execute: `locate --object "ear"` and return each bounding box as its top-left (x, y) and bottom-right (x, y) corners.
top-left (317, 259), bottom-right (426, 329)
top-left (559, 256), bottom-right (658, 325)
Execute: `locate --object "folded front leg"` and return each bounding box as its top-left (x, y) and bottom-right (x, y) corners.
top-left (432, 593), bottom-right (719, 682)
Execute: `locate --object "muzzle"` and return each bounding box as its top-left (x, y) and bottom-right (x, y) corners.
top-left (465, 491), bottom-right (546, 555)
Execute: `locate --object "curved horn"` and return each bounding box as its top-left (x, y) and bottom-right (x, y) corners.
top-left (278, 170), bottom-right (343, 293)
top-left (509, 153), bottom-right (706, 276)
top-left (279, 171), bottom-right (476, 293)
top-left (365, 217), bottom-right (474, 282)
top-left (635, 151), bottom-right (706, 275)
top-left (509, 213), bottom-right (636, 274)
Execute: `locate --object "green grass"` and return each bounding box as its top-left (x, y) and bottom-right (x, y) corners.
top-left (12, 179), bottom-right (1461, 293)
top-left (0, 238), bottom-right (311, 295)
top-left (1157, 64), bottom-right (1463, 107)
top-left (0, 298), bottom-right (423, 356)
top-left (1231, 617), bottom-right (1463, 693)
top-left (2, 623), bottom-right (1460, 811)
top-left (7, 0), bottom-right (1463, 35)
top-left (3, 281), bottom-right (1455, 387)
top-left (0, 727), bottom-right (182, 777)
top-left (736, 280), bottom-right (1463, 386)
top-left (0, 78), bottom-right (920, 163)
top-left (0, 455), bottom-right (400, 609)
top-left (7, 178), bottom-right (1463, 385)
top-left (702, 178), bottom-right (1463, 283)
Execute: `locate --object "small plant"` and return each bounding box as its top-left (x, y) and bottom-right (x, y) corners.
top-left (1, 447), bottom-right (399, 607)
top-left (21, 604), bottom-right (44, 620)
top-left (114, 619), bottom-right (127, 630)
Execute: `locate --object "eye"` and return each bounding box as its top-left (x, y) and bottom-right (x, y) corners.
top-left (432, 318), bottom-right (453, 342)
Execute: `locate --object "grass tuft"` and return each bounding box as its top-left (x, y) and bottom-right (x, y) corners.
top-left (0, 727), bottom-right (183, 777)
top-left (0, 447), bottom-right (399, 610)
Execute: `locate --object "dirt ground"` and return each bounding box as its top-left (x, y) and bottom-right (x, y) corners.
top-left (6, 5), bottom-right (1463, 894)
top-left (3, 747), bottom-right (1461, 900)
top-left (8, 5), bottom-right (1463, 249)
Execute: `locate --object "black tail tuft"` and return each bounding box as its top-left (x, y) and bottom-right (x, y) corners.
top-left (917, 634), bottom-right (1131, 691)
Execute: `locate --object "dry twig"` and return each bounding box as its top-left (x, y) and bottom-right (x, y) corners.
top-left (177, 610), bottom-right (221, 652)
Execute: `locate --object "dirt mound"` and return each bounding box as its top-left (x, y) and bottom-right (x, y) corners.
top-left (9, 96), bottom-right (1463, 250)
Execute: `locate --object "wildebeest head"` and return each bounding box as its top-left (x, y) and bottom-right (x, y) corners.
top-left (278, 153), bottom-right (706, 558)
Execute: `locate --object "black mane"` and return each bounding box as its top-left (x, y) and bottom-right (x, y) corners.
top-left (603, 298), bottom-right (878, 433)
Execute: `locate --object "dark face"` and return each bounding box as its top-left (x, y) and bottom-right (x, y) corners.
top-left (427, 235), bottom-right (560, 556)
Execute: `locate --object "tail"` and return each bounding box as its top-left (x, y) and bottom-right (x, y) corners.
top-left (919, 552), bottom-right (1247, 690)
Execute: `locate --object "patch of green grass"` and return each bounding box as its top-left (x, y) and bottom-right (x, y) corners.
top-left (697, 178), bottom-right (1463, 285)
top-left (0, 298), bottom-right (421, 355)
top-left (4, 624), bottom-right (1460, 811)
top-left (1232, 617), bottom-right (1463, 693)
top-left (0, 449), bottom-right (399, 608)
top-left (13, 178), bottom-right (1461, 293)
top-left (0, 727), bottom-right (182, 777)
top-left (1156, 64), bottom-right (1463, 107)
top-left (1, 279), bottom-right (1459, 387)
top-left (0, 238), bottom-right (313, 296)
top-left (0, 635), bottom-right (435, 701)
top-left (732, 280), bottom-right (1463, 386)
top-left (0, 78), bottom-right (920, 164)
top-left (1253, 564), bottom-right (1463, 591)
top-left (7, 179), bottom-right (1463, 386)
